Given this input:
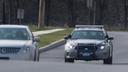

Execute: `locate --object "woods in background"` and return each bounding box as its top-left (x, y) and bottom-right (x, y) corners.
top-left (0, 0), bottom-right (128, 30)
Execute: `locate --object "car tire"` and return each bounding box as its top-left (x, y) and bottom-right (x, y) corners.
top-left (34, 49), bottom-right (39, 61)
top-left (65, 58), bottom-right (74, 63)
top-left (103, 56), bottom-right (112, 64)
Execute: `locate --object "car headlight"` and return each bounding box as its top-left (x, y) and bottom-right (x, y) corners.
top-left (65, 44), bottom-right (76, 51)
top-left (100, 46), bottom-right (105, 49)
top-left (98, 42), bottom-right (106, 50)
top-left (23, 47), bottom-right (30, 53)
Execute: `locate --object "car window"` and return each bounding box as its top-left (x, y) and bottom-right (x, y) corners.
top-left (0, 28), bottom-right (30, 40)
top-left (71, 30), bottom-right (105, 40)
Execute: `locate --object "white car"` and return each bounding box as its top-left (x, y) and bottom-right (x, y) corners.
top-left (0, 25), bottom-right (39, 61)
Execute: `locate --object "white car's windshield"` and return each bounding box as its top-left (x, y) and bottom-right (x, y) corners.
top-left (71, 30), bottom-right (105, 40)
top-left (0, 28), bottom-right (30, 40)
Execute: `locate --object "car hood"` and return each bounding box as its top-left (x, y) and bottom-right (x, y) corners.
top-left (0, 40), bottom-right (32, 47)
top-left (66, 39), bottom-right (104, 45)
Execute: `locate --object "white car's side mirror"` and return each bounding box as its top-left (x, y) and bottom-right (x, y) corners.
top-left (34, 36), bottom-right (40, 42)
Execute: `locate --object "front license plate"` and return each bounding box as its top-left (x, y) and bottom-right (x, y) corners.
top-left (82, 53), bottom-right (90, 56)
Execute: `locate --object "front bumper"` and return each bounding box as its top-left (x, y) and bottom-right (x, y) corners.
top-left (0, 52), bottom-right (33, 61)
top-left (65, 48), bottom-right (110, 61)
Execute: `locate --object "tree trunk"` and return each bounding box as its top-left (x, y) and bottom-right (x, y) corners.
top-left (38, 0), bottom-right (45, 28)
top-left (45, 0), bottom-right (51, 26)
top-left (67, 0), bottom-right (75, 27)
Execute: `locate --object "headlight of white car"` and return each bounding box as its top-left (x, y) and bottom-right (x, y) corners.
top-left (100, 46), bottom-right (105, 49)
top-left (23, 47), bottom-right (31, 53)
top-left (65, 44), bottom-right (76, 52)
top-left (98, 42), bottom-right (106, 50)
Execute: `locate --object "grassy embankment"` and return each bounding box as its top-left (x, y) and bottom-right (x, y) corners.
top-left (38, 28), bottom-right (73, 47)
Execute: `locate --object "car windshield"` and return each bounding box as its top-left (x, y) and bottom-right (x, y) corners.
top-left (0, 28), bottom-right (30, 40)
top-left (71, 30), bottom-right (105, 40)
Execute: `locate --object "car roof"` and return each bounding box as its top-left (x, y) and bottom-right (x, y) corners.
top-left (74, 25), bottom-right (105, 31)
top-left (74, 28), bottom-right (104, 31)
top-left (0, 25), bottom-right (28, 28)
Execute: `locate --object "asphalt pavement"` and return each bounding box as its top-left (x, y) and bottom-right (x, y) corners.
top-left (0, 61), bottom-right (128, 72)
top-left (40, 31), bottom-right (128, 64)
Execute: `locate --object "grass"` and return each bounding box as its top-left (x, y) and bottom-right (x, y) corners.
top-left (27, 24), bottom-right (72, 47)
top-left (38, 28), bottom-right (73, 47)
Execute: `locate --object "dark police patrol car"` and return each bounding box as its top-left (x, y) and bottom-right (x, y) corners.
top-left (64, 25), bottom-right (114, 64)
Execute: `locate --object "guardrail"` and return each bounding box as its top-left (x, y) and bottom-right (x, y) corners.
top-left (39, 39), bottom-right (65, 53)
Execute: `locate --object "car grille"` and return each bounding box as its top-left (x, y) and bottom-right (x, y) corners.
top-left (0, 47), bottom-right (21, 54)
top-left (77, 43), bottom-right (97, 52)
top-left (76, 43), bottom-right (98, 59)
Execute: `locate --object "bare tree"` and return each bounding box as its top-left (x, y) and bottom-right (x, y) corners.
top-left (67, 0), bottom-right (75, 27)
top-left (2, 0), bottom-right (6, 24)
top-left (124, 0), bottom-right (128, 30)
top-left (38, 0), bottom-right (45, 28)
top-left (45, 0), bottom-right (51, 26)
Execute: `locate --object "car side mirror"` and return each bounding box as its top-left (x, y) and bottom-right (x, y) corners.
top-left (64, 35), bottom-right (71, 40)
top-left (108, 37), bottom-right (114, 40)
top-left (105, 35), bottom-right (109, 39)
top-left (34, 36), bottom-right (40, 42)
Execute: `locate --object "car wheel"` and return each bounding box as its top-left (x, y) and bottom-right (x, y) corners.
top-left (103, 56), bottom-right (112, 64)
top-left (34, 49), bottom-right (39, 61)
top-left (65, 58), bottom-right (74, 63)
